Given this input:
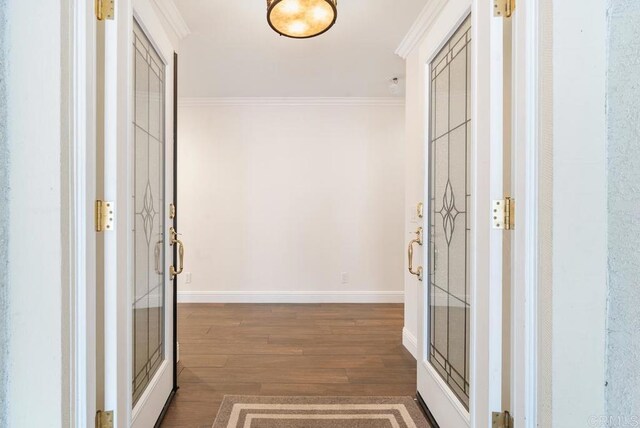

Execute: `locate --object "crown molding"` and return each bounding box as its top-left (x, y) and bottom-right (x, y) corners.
top-left (395, 0), bottom-right (449, 59)
top-left (178, 97), bottom-right (406, 107)
top-left (154, 0), bottom-right (191, 40)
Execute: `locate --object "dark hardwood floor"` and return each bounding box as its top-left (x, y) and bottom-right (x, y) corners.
top-left (160, 303), bottom-right (417, 428)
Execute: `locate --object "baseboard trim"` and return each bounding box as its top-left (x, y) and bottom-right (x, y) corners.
top-left (402, 327), bottom-right (418, 358)
top-left (177, 291), bottom-right (404, 304)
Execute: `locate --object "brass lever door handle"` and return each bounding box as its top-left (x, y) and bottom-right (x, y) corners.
top-left (408, 227), bottom-right (424, 281)
top-left (169, 226), bottom-right (185, 279)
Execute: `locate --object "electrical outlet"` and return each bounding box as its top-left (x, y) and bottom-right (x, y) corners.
top-left (341, 272), bottom-right (349, 284)
top-left (185, 272), bottom-right (192, 284)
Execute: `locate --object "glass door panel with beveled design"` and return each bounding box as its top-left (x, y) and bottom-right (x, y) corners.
top-left (428, 16), bottom-right (472, 410)
top-left (132, 20), bottom-right (166, 407)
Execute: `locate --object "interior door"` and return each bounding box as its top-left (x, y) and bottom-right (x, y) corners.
top-left (99, 1), bottom-right (178, 426)
top-left (415, 1), bottom-right (511, 426)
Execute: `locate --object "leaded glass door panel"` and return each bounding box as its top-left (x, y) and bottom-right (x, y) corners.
top-left (132, 19), bottom-right (166, 407)
top-left (428, 16), bottom-right (472, 410)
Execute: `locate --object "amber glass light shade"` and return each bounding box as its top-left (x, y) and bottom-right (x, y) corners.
top-left (267, 0), bottom-right (338, 39)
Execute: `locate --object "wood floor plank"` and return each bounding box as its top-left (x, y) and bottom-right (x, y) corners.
top-left (179, 367), bottom-right (350, 384)
top-left (346, 368), bottom-right (418, 384)
top-left (205, 325), bottom-right (335, 337)
top-left (260, 383), bottom-right (418, 396)
top-left (172, 382), bottom-right (261, 402)
top-left (301, 344), bottom-right (408, 355)
top-left (178, 355), bottom-right (228, 368)
top-left (267, 333), bottom-right (401, 345)
top-left (329, 326), bottom-right (404, 335)
top-left (179, 342), bottom-right (303, 356)
top-left (161, 303), bottom-right (417, 428)
top-left (224, 355), bottom-right (388, 369)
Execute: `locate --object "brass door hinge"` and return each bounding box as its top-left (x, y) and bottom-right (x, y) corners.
top-left (96, 410), bottom-right (114, 428)
top-left (493, 0), bottom-right (515, 17)
top-left (492, 411), bottom-right (514, 428)
top-left (96, 0), bottom-right (115, 20)
top-left (492, 197), bottom-right (515, 230)
top-left (95, 200), bottom-right (115, 232)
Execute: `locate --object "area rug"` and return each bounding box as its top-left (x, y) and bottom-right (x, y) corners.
top-left (212, 396), bottom-right (431, 428)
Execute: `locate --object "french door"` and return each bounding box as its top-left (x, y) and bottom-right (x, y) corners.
top-left (99, 0), bottom-right (179, 426)
top-left (414, 0), bottom-right (512, 426)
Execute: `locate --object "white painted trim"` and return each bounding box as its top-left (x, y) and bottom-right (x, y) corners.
top-left (395, 0), bottom-right (449, 59)
top-left (402, 327), bottom-right (418, 359)
top-left (70, 0), bottom-right (96, 427)
top-left (131, 361), bottom-right (172, 426)
top-left (420, 361), bottom-right (471, 425)
top-left (177, 291), bottom-right (404, 304)
top-left (511, 0), bottom-right (540, 426)
top-left (153, 0), bottom-right (190, 40)
top-left (178, 97), bottom-right (406, 107)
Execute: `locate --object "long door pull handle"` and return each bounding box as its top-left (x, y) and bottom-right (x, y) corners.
top-left (408, 227), bottom-right (424, 281)
top-left (169, 226), bottom-right (185, 279)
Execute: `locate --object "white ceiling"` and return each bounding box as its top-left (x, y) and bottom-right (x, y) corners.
top-left (172, 0), bottom-right (427, 98)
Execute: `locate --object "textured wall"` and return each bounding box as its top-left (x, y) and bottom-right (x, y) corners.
top-left (0, 0), bottom-right (9, 425)
top-left (606, 0), bottom-right (640, 417)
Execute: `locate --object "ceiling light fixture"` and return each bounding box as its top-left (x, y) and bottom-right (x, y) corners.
top-left (267, 0), bottom-right (338, 39)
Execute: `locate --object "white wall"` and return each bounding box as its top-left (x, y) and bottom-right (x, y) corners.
top-left (551, 0), bottom-right (608, 425)
top-left (3, 0), bottom-right (70, 426)
top-left (176, 100), bottom-right (406, 303)
top-left (0, 0), bottom-right (8, 423)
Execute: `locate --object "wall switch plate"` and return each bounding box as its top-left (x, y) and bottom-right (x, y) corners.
top-left (185, 272), bottom-right (192, 284)
top-left (341, 272), bottom-right (349, 284)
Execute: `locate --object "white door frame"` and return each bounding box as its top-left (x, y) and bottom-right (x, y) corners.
top-left (69, 0), bottom-right (97, 426)
top-left (511, 1), bottom-right (540, 427)
top-left (67, 0), bottom-right (541, 426)
top-left (469, 0), bottom-right (506, 425)
top-left (68, 0), bottom-right (176, 426)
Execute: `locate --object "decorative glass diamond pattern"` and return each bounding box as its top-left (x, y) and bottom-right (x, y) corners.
top-left (439, 180), bottom-right (459, 245)
top-left (140, 181), bottom-right (157, 246)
